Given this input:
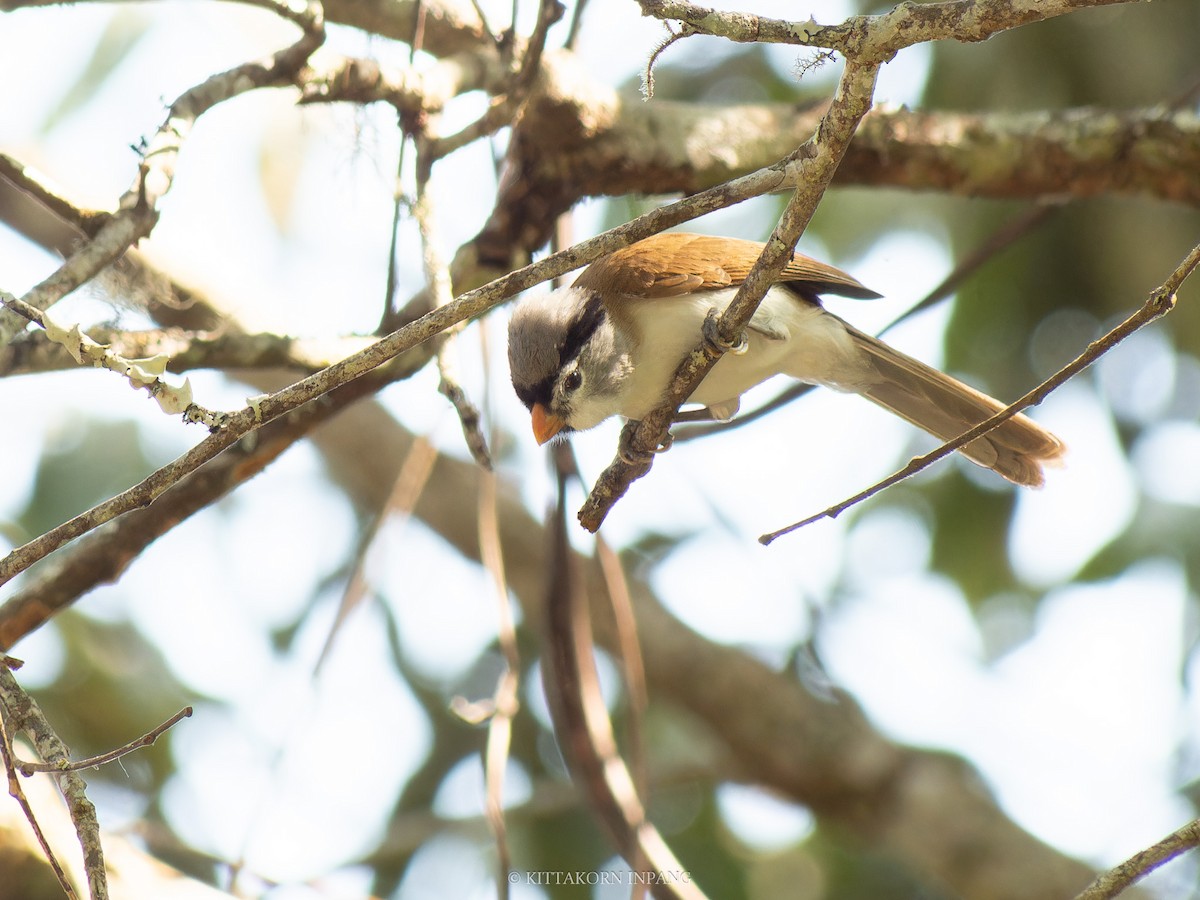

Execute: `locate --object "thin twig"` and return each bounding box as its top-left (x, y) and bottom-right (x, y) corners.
top-left (0, 0), bottom-right (324, 348)
top-left (411, 0), bottom-right (429, 57)
top-left (1, 292), bottom-right (213, 423)
top-left (544, 445), bottom-right (706, 900)
top-left (0, 133), bottom-right (837, 587)
top-left (760, 239), bottom-right (1200, 543)
top-left (563, 0), bottom-right (590, 49)
top-left (880, 200), bottom-right (1066, 335)
top-left (562, 445), bottom-right (653, 861)
top-left (513, 0), bottom-right (563, 93)
top-left (642, 22), bottom-right (692, 100)
top-left (16, 707), bottom-right (192, 776)
top-left (413, 131), bottom-right (493, 468)
top-left (379, 0), bottom-right (427, 332)
top-left (479, 463), bottom-right (519, 898)
top-left (424, 0), bottom-right (563, 160)
top-left (639, 0), bottom-right (1134, 54)
top-left (595, 534), bottom-right (650, 899)
top-left (381, 132), bottom-right (414, 334)
top-left (468, 0), bottom-right (503, 47)
top-left (0, 700), bottom-right (78, 899)
top-left (1075, 817), bottom-right (1200, 899)
top-left (469, 309), bottom-right (521, 896)
top-left (314, 434), bottom-right (440, 674)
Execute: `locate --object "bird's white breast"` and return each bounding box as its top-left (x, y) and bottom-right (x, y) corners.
top-left (617, 286), bottom-right (868, 420)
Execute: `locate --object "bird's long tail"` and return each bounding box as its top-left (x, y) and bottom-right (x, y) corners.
top-left (845, 325), bottom-right (1065, 487)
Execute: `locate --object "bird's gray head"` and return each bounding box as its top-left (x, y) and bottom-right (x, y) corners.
top-left (507, 287), bottom-right (632, 438)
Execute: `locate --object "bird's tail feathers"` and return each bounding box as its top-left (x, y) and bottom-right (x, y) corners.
top-left (846, 326), bottom-right (1065, 487)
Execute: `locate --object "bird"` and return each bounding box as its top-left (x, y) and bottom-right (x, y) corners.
top-left (507, 232), bottom-right (1065, 487)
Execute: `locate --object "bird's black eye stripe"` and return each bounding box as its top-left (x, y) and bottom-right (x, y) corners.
top-left (558, 292), bottom-right (606, 367)
top-left (514, 377), bottom-right (554, 410)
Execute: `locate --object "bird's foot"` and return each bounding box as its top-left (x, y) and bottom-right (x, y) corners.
top-left (618, 422), bottom-right (674, 465)
top-left (701, 310), bottom-right (748, 357)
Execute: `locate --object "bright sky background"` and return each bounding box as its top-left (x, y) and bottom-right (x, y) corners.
top-left (1, 1), bottom-right (1197, 898)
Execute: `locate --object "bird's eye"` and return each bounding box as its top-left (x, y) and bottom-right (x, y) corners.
top-left (563, 370), bottom-right (583, 393)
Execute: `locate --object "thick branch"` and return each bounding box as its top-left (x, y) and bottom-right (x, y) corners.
top-left (0, 664), bottom-right (105, 899)
top-left (0, 131), bottom-right (877, 586)
top-left (303, 402), bottom-right (1103, 900)
top-left (0, 359), bottom-right (416, 647)
top-left (0, 327), bottom-right (378, 378)
top-left (322, 0), bottom-right (490, 57)
top-left (639, 0), bottom-right (1136, 54)
top-left (492, 59), bottom-right (1200, 260)
top-left (845, 105), bottom-right (1200, 205)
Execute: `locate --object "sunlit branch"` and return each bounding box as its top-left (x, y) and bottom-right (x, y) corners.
top-left (577, 56), bottom-right (881, 532)
top-left (1076, 817), bottom-right (1200, 900)
top-left (0, 662), bottom-right (106, 899)
top-left (760, 239), bottom-right (1200, 543)
top-left (0, 2), bottom-right (324, 348)
top-left (15, 707), bottom-right (192, 776)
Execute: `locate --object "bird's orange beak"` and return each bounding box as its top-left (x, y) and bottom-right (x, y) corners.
top-left (531, 403), bottom-right (566, 445)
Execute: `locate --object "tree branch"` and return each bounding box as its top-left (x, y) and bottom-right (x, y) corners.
top-left (577, 55), bottom-right (881, 531)
top-left (0, 326), bottom-right (379, 378)
top-left (15, 707), bottom-right (191, 776)
top-left (321, 0), bottom-right (490, 57)
top-left (1, 293), bottom-right (208, 420)
top-left (0, 360), bottom-right (415, 649)
top-left (0, 662), bottom-right (106, 899)
top-left (760, 237), bottom-right (1200, 542)
top-left (0, 1), bottom-right (325, 347)
top-left (0, 675), bottom-right (78, 899)
top-left (544, 445), bottom-right (706, 900)
top-left (639, 0), bottom-right (1137, 53)
top-left (301, 403), bottom-right (1103, 898)
top-left (0, 119), bottom-right (882, 587)
top-left (1076, 817), bottom-right (1200, 900)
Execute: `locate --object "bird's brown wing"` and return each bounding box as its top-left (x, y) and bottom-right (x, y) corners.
top-left (572, 232), bottom-right (881, 300)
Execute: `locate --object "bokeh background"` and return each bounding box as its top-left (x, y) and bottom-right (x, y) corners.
top-left (3, 0), bottom-right (1200, 897)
